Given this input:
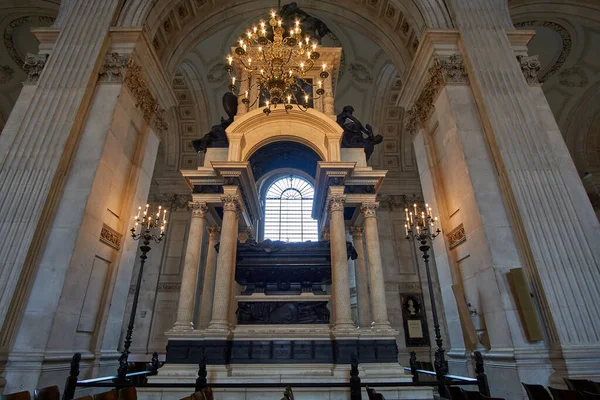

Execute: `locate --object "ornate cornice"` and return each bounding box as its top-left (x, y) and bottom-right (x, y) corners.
top-left (517, 55), bottom-right (541, 85)
top-left (405, 54), bottom-right (468, 137)
top-left (327, 195), bottom-right (346, 212)
top-left (188, 201), bottom-right (208, 218)
top-left (23, 54), bottom-right (48, 84)
top-left (0, 65), bottom-right (14, 84)
top-left (123, 59), bottom-right (169, 132)
top-left (360, 202), bottom-right (379, 218)
top-left (99, 52), bottom-right (129, 83)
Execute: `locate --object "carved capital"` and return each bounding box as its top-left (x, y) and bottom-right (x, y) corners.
top-left (350, 226), bottom-right (364, 239)
top-left (327, 195), bottom-right (346, 212)
top-left (99, 52), bottom-right (129, 83)
top-left (360, 202), bottom-right (379, 218)
top-left (517, 55), bottom-right (541, 85)
top-left (23, 53), bottom-right (48, 84)
top-left (207, 226), bottom-right (221, 238)
top-left (436, 54), bottom-right (469, 84)
top-left (188, 202), bottom-right (208, 218)
top-left (221, 194), bottom-right (242, 214)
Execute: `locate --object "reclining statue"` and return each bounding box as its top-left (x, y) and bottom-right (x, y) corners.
top-left (192, 92), bottom-right (238, 153)
top-left (336, 105), bottom-right (383, 162)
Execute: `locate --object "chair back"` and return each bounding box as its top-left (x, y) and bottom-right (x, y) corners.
top-left (73, 397), bottom-right (93, 400)
top-left (522, 383), bottom-right (552, 400)
top-left (0, 391), bottom-right (31, 400)
top-left (92, 391), bottom-right (117, 400)
top-left (34, 386), bottom-right (59, 400)
top-left (446, 386), bottom-right (466, 400)
top-left (549, 387), bottom-right (585, 400)
top-left (117, 387), bottom-right (136, 400)
top-left (565, 379), bottom-right (599, 394)
top-left (179, 387), bottom-right (213, 400)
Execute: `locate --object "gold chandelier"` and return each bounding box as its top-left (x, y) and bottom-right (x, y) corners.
top-left (225, 9), bottom-right (330, 115)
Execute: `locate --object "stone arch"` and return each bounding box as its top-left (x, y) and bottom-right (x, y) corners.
top-left (226, 108), bottom-right (343, 163)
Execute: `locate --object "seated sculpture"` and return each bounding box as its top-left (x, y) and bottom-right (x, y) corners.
top-left (336, 105), bottom-right (383, 162)
top-left (192, 92), bottom-right (238, 153)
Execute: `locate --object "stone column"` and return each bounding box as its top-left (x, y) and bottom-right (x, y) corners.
top-left (207, 194), bottom-right (241, 331)
top-left (173, 202), bottom-right (208, 330)
top-left (328, 195), bottom-right (354, 331)
top-left (198, 226), bottom-right (220, 329)
top-left (350, 227), bottom-right (371, 328)
top-left (360, 203), bottom-right (392, 330)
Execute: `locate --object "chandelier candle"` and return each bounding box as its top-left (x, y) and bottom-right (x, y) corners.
top-left (225, 9), bottom-right (329, 115)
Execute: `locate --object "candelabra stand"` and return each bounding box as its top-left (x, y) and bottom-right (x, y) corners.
top-left (117, 204), bottom-right (167, 382)
top-left (404, 203), bottom-right (447, 394)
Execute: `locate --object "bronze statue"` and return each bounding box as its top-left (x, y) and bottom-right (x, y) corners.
top-left (336, 106), bottom-right (383, 162)
top-left (192, 92), bottom-right (238, 153)
top-left (279, 2), bottom-right (331, 43)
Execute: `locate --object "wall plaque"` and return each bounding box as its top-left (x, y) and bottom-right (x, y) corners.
top-left (400, 294), bottom-right (430, 347)
top-left (100, 223), bottom-right (122, 250)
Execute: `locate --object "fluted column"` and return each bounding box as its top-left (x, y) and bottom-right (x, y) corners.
top-left (208, 194), bottom-right (241, 331)
top-left (350, 227), bottom-right (371, 328)
top-left (173, 202), bottom-right (208, 330)
top-left (360, 203), bottom-right (391, 330)
top-left (198, 226), bottom-right (220, 329)
top-left (328, 195), bottom-right (354, 330)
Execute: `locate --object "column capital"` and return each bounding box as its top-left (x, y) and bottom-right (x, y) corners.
top-left (188, 201), bottom-right (208, 218)
top-left (350, 226), bottom-right (364, 238)
top-left (360, 202), bottom-right (379, 218)
top-left (207, 226), bottom-right (221, 238)
top-left (327, 195), bottom-right (346, 212)
top-left (221, 194), bottom-right (242, 214)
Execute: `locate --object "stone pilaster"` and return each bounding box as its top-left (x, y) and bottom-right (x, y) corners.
top-left (328, 194), bottom-right (355, 331)
top-left (207, 194), bottom-right (241, 332)
top-left (360, 203), bottom-right (392, 330)
top-left (350, 227), bottom-right (371, 328)
top-left (173, 202), bottom-right (208, 330)
top-left (198, 226), bottom-right (220, 329)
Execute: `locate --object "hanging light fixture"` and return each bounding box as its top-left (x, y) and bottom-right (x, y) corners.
top-left (225, 8), bottom-right (329, 115)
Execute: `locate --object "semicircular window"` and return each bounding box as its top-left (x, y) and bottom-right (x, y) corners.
top-left (264, 176), bottom-right (318, 242)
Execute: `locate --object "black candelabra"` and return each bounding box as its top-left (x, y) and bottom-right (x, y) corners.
top-left (404, 203), bottom-right (448, 390)
top-left (117, 204), bottom-right (167, 382)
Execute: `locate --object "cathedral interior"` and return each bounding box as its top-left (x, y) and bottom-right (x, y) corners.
top-left (0, 0), bottom-right (599, 399)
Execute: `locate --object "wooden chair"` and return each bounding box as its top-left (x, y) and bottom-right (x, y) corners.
top-left (281, 386), bottom-right (294, 400)
top-left (366, 386), bottom-right (385, 400)
top-left (0, 391), bottom-right (31, 400)
top-left (179, 387), bottom-right (213, 400)
top-left (460, 389), bottom-right (483, 400)
top-left (582, 392), bottom-right (600, 400)
top-left (522, 383), bottom-right (552, 400)
top-left (446, 386), bottom-right (466, 400)
top-left (92, 391), bottom-right (117, 400)
top-left (565, 379), bottom-right (600, 395)
top-left (74, 397), bottom-right (93, 400)
top-left (116, 387), bottom-right (136, 400)
top-left (549, 387), bottom-right (585, 400)
top-left (34, 386), bottom-right (59, 400)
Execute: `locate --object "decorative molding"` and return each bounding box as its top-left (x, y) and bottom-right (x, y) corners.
top-left (377, 194), bottom-right (424, 211)
top-left (359, 202), bottom-right (379, 218)
top-left (207, 226), bottom-right (221, 237)
top-left (348, 63), bottom-right (373, 83)
top-left (3, 16), bottom-right (55, 71)
top-left (207, 62), bottom-right (227, 83)
top-left (404, 55), bottom-right (468, 137)
top-left (0, 65), bottom-right (14, 84)
top-left (123, 59), bottom-right (169, 132)
top-left (447, 223), bottom-right (466, 249)
top-left (559, 67), bottom-right (588, 88)
top-left (23, 54), bottom-right (48, 84)
top-left (157, 283), bottom-right (181, 292)
top-left (349, 226), bottom-right (364, 238)
top-left (398, 282), bottom-right (423, 293)
top-left (327, 195), bottom-right (346, 212)
top-left (517, 55), bottom-right (541, 85)
top-left (514, 20), bottom-right (571, 83)
top-left (148, 192), bottom-right (192, 211)
top-left (98, 52), bottom-right (129, 82)
top-left (100, 223), bottom-right (122, 250)
top-left (349, 287), bottom-right (357, 296)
